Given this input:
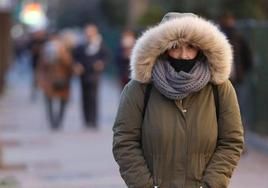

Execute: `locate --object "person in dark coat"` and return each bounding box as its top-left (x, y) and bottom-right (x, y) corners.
top-left (73, 24), bottom-right (109, 128)
top-left (115, 30), bottom-right (136, 89)
top-left (219, 11), bottom-right (253, 86)
top-left (219, 11), bottom-right (253, 127)
top-left (113, 12), bottom-right (244, 188)
top-left (28, 29), bottom-right (47, 100)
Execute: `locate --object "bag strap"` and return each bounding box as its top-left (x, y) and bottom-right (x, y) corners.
top-left (142, 83), bottom-right (153, 119)
top-left (212, 84), bottom-right (219, 122)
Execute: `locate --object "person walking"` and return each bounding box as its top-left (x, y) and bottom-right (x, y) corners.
top-left (219, 11), bottom-right (253, 128)
top-left (115, 30), bottom-right (136, 89)
top-left (37, 33), bottom-right (73, 130)
top-left (113, 12), bottom-right (244, 188)
top-left (28, 29), bottom-right (47, 100)
top-left (73, 24), bottom-right (109, 128)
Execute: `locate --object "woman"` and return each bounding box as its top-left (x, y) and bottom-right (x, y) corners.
top-left (113, 13), bottom-right (244, 188)
top-left (37, 33), bottom-right (73, 130)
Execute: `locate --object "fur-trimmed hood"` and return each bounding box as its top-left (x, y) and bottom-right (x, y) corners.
top-left (130, 13), bottom-right (233, 84)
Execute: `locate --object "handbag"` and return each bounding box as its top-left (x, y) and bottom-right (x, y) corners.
top-left (52, 77), bottom-right (68, 91)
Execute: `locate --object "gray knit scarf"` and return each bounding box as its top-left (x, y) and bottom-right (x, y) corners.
top-left (152, 59), bottom-right (211, 100)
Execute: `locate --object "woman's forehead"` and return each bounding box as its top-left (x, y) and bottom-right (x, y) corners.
top-left (170, 42), bottom-right (198, 49)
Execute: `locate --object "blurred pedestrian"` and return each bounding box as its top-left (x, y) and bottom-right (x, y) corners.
top-left (113, 12), bottom-right (244, 188)
top-left (37, 32), bottom-right (73, 130)
top-left (60, 29), bottom-right (79, 55)
top-left (219, 11), bottom-right (253, 127)
top-left (28, 29), bottom-right (47, 101)
top-left (115, 30), bottom-right (136, 89)
top-left (73, 24), bottom-right (109, 128)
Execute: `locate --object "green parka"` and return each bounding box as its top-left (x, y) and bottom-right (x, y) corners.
top-left (113, 13), bottom-right (244, 188)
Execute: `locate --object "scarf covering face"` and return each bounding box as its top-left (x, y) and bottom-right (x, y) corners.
top-left (167, 51), bottom-right (205, 73)
top-left (152, 59), bottom-right (211, 100)
top-left (168, 56), bottom-right (197, 73)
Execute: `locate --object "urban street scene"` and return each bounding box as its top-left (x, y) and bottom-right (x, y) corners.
top-left (0, 0), bottom-right (268, 188)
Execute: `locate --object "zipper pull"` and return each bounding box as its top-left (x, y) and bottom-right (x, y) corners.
top-left (182, 109), bottom-right (187, 113)
top-left (180, 99), bottom-right (187, 113)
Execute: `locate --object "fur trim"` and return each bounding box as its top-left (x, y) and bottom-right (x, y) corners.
top-left (130, 15), bottom-right (233, 84)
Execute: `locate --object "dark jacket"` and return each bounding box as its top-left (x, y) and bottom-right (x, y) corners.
top-left (221, 26), bottom-right (253, 84)
top-left (73, 40), bottom-right (109, 83)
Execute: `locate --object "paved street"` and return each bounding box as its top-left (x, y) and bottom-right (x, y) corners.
top-left (0, 62), bottom-right (268, 188)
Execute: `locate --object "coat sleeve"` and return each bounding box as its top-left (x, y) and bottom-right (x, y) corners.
top-left (112, 80), bottom-right (154, 188)
top-left (202, 80), bottom-right (244, 188)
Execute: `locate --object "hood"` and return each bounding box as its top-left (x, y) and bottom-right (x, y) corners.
top-left (130, 13), bottom-right (233, 84)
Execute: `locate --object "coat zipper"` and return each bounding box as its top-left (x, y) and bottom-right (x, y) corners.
top-left (179, 99), bottom-right (187, 113)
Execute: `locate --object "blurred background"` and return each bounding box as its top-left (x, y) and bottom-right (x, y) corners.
top-left (0, 0), bottom-right (268, 187)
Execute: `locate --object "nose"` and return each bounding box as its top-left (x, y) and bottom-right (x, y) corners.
top-left (180, 46), bottom-right (188, 59)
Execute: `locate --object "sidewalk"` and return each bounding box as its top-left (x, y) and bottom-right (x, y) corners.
top-left (0, 62), bottom-right (268, 188)
top-left (0, 62), bottom-right (125, 187)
